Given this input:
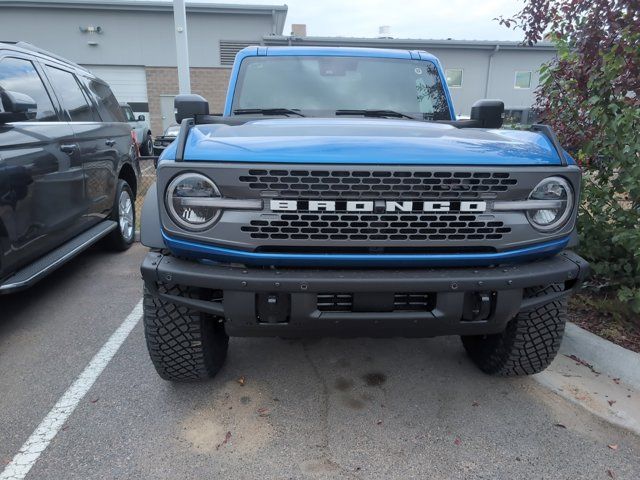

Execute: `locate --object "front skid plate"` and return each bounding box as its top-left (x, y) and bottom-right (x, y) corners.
top-left (141, 251), bottom-right (589, 338)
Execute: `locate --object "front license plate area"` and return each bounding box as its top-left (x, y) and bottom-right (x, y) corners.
top-left (352, 292), bottom-right (394, 312)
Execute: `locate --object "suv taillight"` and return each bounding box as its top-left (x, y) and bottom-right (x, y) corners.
top-left (130, 130), bottom-right (140, 156)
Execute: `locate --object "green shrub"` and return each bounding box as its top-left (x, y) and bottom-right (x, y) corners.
top-left (499, 1), bottom-right (640, 310)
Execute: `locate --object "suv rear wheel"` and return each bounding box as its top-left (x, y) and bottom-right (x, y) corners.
top-left (104, 179), bottom-right (135, 251)
top-left (141, 133), bottom-right (153, 156)
top-left (461, 284), bottom-right (567, 376)
top-left (144, 284), bottom-right (228, 381)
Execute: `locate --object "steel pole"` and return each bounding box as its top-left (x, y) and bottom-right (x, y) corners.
top-left (173, 0), bottom-right (191, 94)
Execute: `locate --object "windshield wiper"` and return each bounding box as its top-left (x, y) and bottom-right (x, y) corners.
top-left (233, 108), bottom-right (305, 117)
top-left (335, 109), bottom-right (416, 120)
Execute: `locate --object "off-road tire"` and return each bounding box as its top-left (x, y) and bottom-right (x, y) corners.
top-left (104, 180), bottom-right (135, 251)
top-left (144, 284), bottom-right (228, 381)
top-left (461, 284), bottom-right (567, 376)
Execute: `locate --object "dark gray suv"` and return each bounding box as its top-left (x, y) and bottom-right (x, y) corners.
top-left (0, 41), bottom-right (140, 293)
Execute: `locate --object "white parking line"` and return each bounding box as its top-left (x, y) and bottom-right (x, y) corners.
top-left (0, 300), bottom-right (143, 480)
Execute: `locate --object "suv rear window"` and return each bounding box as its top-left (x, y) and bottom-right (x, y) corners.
top-left (0, 57), bottom-right (57, 121)
top-left (45, 66), bottom-right (98, 122)
top-left (82, 77), bottom-right (125, 122)
top-left (232, 56), bottom-right (452, 120)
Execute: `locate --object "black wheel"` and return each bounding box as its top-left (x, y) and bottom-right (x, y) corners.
top-left (141, 133), bottom-right (153, 156)
top-left (144, 284), bottom-right (228, 381)
top-left (461, 284), bottom-right (567, 376)
top-left (104, 179), bottom-right (135, 251)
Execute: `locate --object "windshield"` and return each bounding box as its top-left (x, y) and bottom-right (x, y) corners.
top-left (231, 56), bottom-right (452, 120)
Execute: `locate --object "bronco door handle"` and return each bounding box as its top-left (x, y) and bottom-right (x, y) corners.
top-left (105, 139), bottom-right (116, 147)
top-left (60, 144), bottom-right (78, 154)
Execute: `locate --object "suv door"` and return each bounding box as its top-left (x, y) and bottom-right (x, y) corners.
top-left (0, 53), bottom-right (80, 278)
top-left (81, 76), bottom-right (133, 220)
top-left (43, 65), bottom-right (122, 224)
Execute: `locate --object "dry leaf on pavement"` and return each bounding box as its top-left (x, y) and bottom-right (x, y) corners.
top-left (563, 354), bottom-right (601, 374)
top-left (216, 431), bottom-right (232, 450)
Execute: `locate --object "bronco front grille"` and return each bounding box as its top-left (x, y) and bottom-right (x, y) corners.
top-left (239, 169), bottom-right (517, 199)
top-left (241, 212), bottom-right (511, 242)
top-left (158, 163), bottom-right (579, 258)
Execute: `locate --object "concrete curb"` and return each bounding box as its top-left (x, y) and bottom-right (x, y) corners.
top-left (560, 322), bottom-right (640, 391)
top-left (534, 322), bottom-right (640, 436)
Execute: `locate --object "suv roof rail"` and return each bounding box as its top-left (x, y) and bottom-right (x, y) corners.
top-left (0, 41), bottom-right (89, 73)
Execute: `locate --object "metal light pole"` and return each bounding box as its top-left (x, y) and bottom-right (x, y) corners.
top-left (173, 0), bottom-right (191, 94)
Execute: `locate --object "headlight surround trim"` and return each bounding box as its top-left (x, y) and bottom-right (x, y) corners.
top-left (165, 172), bottom-right (222, 231)
top-left (526, 176), bottom-right (574, 232)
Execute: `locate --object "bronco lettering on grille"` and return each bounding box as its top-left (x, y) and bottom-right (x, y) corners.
top-left (270, 200), bottom-right (487, 213)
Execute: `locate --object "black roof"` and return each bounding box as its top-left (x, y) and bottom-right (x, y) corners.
top-left (0, 41), bottom-right (89, 72)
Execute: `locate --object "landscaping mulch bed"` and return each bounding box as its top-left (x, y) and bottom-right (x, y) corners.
top-left (568, 293), bottom-right (640, 353)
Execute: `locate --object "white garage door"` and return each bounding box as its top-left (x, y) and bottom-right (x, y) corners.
top-left (82, 65), bottom-right (148, 104)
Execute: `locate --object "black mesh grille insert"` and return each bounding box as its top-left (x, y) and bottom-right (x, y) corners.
top-left (317, 293), bottom-right (353, 312)
top-left (393, 293), bottom-right (435, 311)
top-left (239, 169), bottom-right (517, 199)
top-left (241, 213), bottom-right (511, 242)
top-left (317, 292), bottom-right (435, 312)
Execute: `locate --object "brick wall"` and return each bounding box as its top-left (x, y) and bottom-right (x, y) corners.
top-left (145, 67), bottom-right (231, 135)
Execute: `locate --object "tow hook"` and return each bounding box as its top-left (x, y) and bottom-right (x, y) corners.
top-left (463, 291), bottom-right (493, 321)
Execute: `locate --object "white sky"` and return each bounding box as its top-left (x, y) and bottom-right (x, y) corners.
top-left (207, 0), bottom-right (526, 41)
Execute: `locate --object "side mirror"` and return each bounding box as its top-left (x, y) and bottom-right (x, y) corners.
top-left (137, 114), bottom-right (146, 121)
top-left (175, 94), bottom-right (209, 123)
top-left (0, 91), bottom-right (37, 123)
top-left (470, 99), bottom-right (504, 129)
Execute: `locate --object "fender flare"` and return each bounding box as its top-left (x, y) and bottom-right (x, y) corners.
top-left (140, 182), bottom-right (165, 249)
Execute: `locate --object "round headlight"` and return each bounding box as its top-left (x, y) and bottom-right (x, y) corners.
top-left (527, 176), bottom-right (573, 232)
top-left (165, 173), bottom-right (221, 231)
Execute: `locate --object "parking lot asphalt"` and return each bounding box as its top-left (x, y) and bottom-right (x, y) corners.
top-left (1, 244), bottom-right (639, 480)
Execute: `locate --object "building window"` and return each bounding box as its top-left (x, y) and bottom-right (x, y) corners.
top-left (445, 68), bottom-right (463, 88)
top-left (514, 71), bottom-right (532, 89)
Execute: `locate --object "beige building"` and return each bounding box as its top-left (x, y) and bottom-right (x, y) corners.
top-left (0, 0), bottom-right (555, 131)
top-left (0, 0), bottom-right (287, 134)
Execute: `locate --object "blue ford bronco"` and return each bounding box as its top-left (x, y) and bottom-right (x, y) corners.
top-left (140, 46), bottom-right (589, 381)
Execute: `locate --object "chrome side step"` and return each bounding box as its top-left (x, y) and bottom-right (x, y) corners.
top-left (0, 221), bottom-right (117, 294)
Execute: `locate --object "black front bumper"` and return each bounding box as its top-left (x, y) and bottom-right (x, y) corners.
top-left (141, 251), bottom-right (589, 337)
